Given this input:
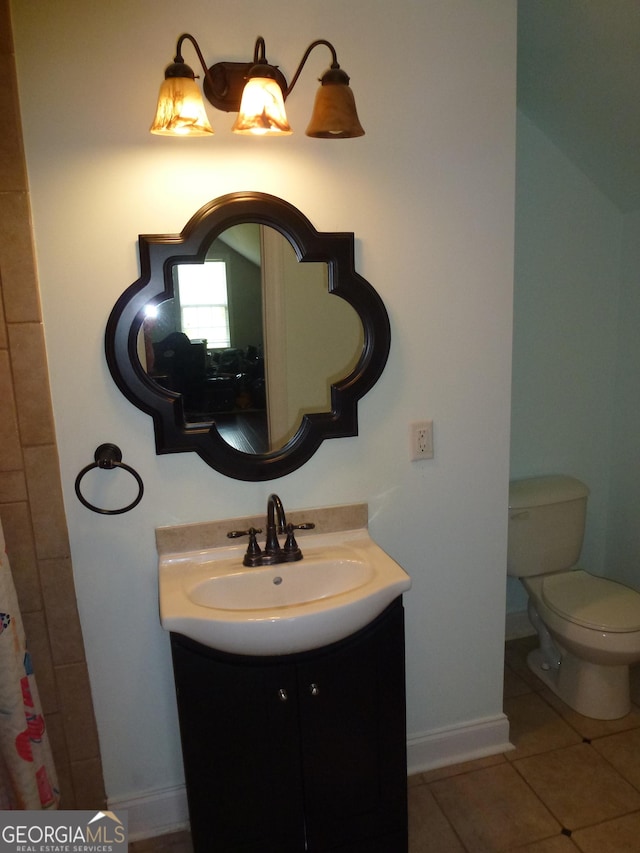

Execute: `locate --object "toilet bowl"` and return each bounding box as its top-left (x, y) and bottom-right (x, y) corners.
top-left (508, 475), bottom-right (640, 720)
top-left (522, 571), bottom-right (640, 719)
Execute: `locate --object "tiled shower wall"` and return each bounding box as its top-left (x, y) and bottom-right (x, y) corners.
top-left (0, 0), bottom-right (106, 808)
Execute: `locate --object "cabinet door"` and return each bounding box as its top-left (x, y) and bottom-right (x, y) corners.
top-left (298, 601), bottom-right (407, 852)
top-left (171, 636), bottom-right (305, 853)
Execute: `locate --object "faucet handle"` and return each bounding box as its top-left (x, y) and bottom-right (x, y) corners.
top-left (282, 522), bottom-right (316, 562)
top-left (227, 527), bottom-right (263, 567)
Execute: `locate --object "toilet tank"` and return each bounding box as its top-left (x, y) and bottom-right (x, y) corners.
top-left (507, 475), bottom-right (589, 578)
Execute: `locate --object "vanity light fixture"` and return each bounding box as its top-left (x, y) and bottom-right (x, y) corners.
top-left (150, 33), bottom-right (365, 139)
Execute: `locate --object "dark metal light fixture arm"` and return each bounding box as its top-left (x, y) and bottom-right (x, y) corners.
top-left (285, 39), bottom-right (340, 98)
top-left (174, 33), bottom-right (223, 96)
top-left (252, 36), bottom-right (267, 64)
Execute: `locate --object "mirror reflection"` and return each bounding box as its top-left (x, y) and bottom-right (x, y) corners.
top-left (139, 224), bottom-right (364, 454)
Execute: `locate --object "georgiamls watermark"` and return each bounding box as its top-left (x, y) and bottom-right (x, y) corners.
top-left (0, 811), bottom-right (127, 853)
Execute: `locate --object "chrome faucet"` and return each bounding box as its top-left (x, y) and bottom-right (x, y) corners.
top-left (227, 493), bottom-right (315, 566)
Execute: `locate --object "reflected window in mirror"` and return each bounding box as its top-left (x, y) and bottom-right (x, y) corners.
top-left (177, 261), bottom-right (231, 345)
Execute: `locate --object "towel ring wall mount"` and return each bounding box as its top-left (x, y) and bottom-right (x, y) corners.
top-left (74, 444), bottom-right (144, 515)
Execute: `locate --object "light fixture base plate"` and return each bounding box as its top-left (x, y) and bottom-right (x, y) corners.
top-left (204, 61), bottom-right (288, 112)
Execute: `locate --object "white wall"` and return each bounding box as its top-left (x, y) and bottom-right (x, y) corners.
top-left (509, 111), bottom-right (623, 613)
top-left (12, 0), bottom-right (516, 812)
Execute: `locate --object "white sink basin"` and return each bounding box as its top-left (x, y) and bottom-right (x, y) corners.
top-left (159, 528), bottom-right (411, 656)
top-left (188, 550), bottom-right (373, 611)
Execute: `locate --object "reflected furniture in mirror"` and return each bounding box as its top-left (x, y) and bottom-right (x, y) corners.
top-left (105, 192), bottom-right (390, 480)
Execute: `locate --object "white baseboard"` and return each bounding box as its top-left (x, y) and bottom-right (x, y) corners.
top-left (505, 609), bottom-right (535, 641)
top-left (116, 715), bottom-right (513, 840)
top-left (108, 784), bottom-right (189, 841)
top-left (406, 713), bottom-right (513, 775)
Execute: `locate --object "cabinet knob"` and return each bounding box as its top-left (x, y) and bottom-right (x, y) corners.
top-left (278, 688), bottom-right (288, 702)
top-left (309, 683), bottom-right (320, 697)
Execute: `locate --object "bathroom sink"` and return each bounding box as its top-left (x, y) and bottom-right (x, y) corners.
top-left (159, 529), bottom-right (411, 655)
top-left (188, 550), bottom-right (373, 611)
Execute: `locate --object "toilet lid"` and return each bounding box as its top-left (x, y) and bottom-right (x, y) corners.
top-left (542, 571), bottom-right (640, 632)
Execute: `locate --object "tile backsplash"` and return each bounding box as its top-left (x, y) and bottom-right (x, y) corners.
top-left (156, 502), bottom-right (368, 556)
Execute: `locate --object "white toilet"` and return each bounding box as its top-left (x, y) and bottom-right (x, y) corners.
top-left (508, 475), bottom-right (640, 720)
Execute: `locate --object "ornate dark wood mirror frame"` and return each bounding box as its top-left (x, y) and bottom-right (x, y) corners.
top-left (105, 192), bottom-right (390, 481)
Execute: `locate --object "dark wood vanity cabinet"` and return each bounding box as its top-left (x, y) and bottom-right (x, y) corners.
top-left (170, 598), bottom-right (408, 853)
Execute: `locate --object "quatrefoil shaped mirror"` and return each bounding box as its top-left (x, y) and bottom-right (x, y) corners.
top-left (105, 192), bottom-right (390, 480)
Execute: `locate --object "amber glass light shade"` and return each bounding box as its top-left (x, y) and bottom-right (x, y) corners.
top-left (232, 76), bottom-right (292, 135)
top-left (150, 77), bottom-right (214, 137)
top-left (306, 81), bottom-right (364, 138)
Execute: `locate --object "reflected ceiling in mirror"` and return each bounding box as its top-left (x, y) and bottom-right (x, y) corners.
top-left (106, 192), bottom-right (390, 480)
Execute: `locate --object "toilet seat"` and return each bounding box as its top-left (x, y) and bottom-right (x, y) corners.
top-left (542, 570), bottom-right (640, 633)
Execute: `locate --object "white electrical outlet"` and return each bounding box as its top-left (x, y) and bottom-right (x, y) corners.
top-left (410, 420), bottom-right (434, 461)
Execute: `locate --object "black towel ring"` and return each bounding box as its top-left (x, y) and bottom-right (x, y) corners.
top-left (74, 443), bottom-right (144, 515)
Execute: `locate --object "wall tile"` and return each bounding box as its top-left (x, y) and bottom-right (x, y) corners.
top-left (0, 192), bottom-right (41, 322)
top-left (55, 662), bottom-right (101, 763)
top-left (0, 500), bottom-right (41, 611)
top-left (0, 469), bottom-right (28, 503)
top-left (71, 758), bottom-right (107, 810)
top-left (39, 557), bottom-right (86, 665)
top-left (0, 271), bottom-right (7, 349)
top-left (44, 712), bottom-right (72, 807)
top-left (0, 54), bottom-right (27, 192)
top-left (8, 321), bottom-right (56, 445)
top-left (23, 444), bottom-right (71, 560)
top-left (21, 610), bottom-right (59, 715)
top-left (44, 711), bottom-right (69, 774)
top-left (55, 761), bottom-right (75, 810)
top-left (0, 348), bottom-right (22, 469)
top-left (0, 0), bottom-right (13, 55)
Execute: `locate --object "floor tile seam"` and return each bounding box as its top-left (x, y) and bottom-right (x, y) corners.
top-left (575, 801), bottom-right (640, 834)
top-left (420, 781), bottom-right (473, 853)
top-left (503, 661), bottom-right (533, 681)
top-left (580, 719), bottom-right (640, 741)
top-left (515, 665), bottom-right (640, 739)
top-left (504, 759), bottom-right (569, 835)
top-left (503, 665), bottom-right (533, 694)
top-left (509, 738), bottom-right (621, 772)
top-left (514, 680), bottom-right (547, 697)
top-left (503, 656), bottom-right (535, 678)
top-left (502, 733), bottom-right (583, 765)
top-left (509, 744), bottom-right (640, 833)
top-left (427, 761), bottom-right (564, 851)
top-left (588, 738), bottom-right (640, 796)
top-left (532, 688), bottom-right (593, 742)
top-left (421, 754), bottom-right (510, 785)
top-left (619, 701), bottom-right (640, 728)
top-left (503, 680), bottom-right (537, 700)
top-left (443, 810), bottom-right (470, 853)
top-left (564, 807), bottom-right (640, 839)
top-left (504, 828), bottom-right (580, 852)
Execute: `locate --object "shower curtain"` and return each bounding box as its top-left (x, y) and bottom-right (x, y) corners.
top-left (0, 518), bottom-right (59, 809)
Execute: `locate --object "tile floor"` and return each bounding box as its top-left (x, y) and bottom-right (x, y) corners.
top-left (130, 636), bottom-right (640, 853)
